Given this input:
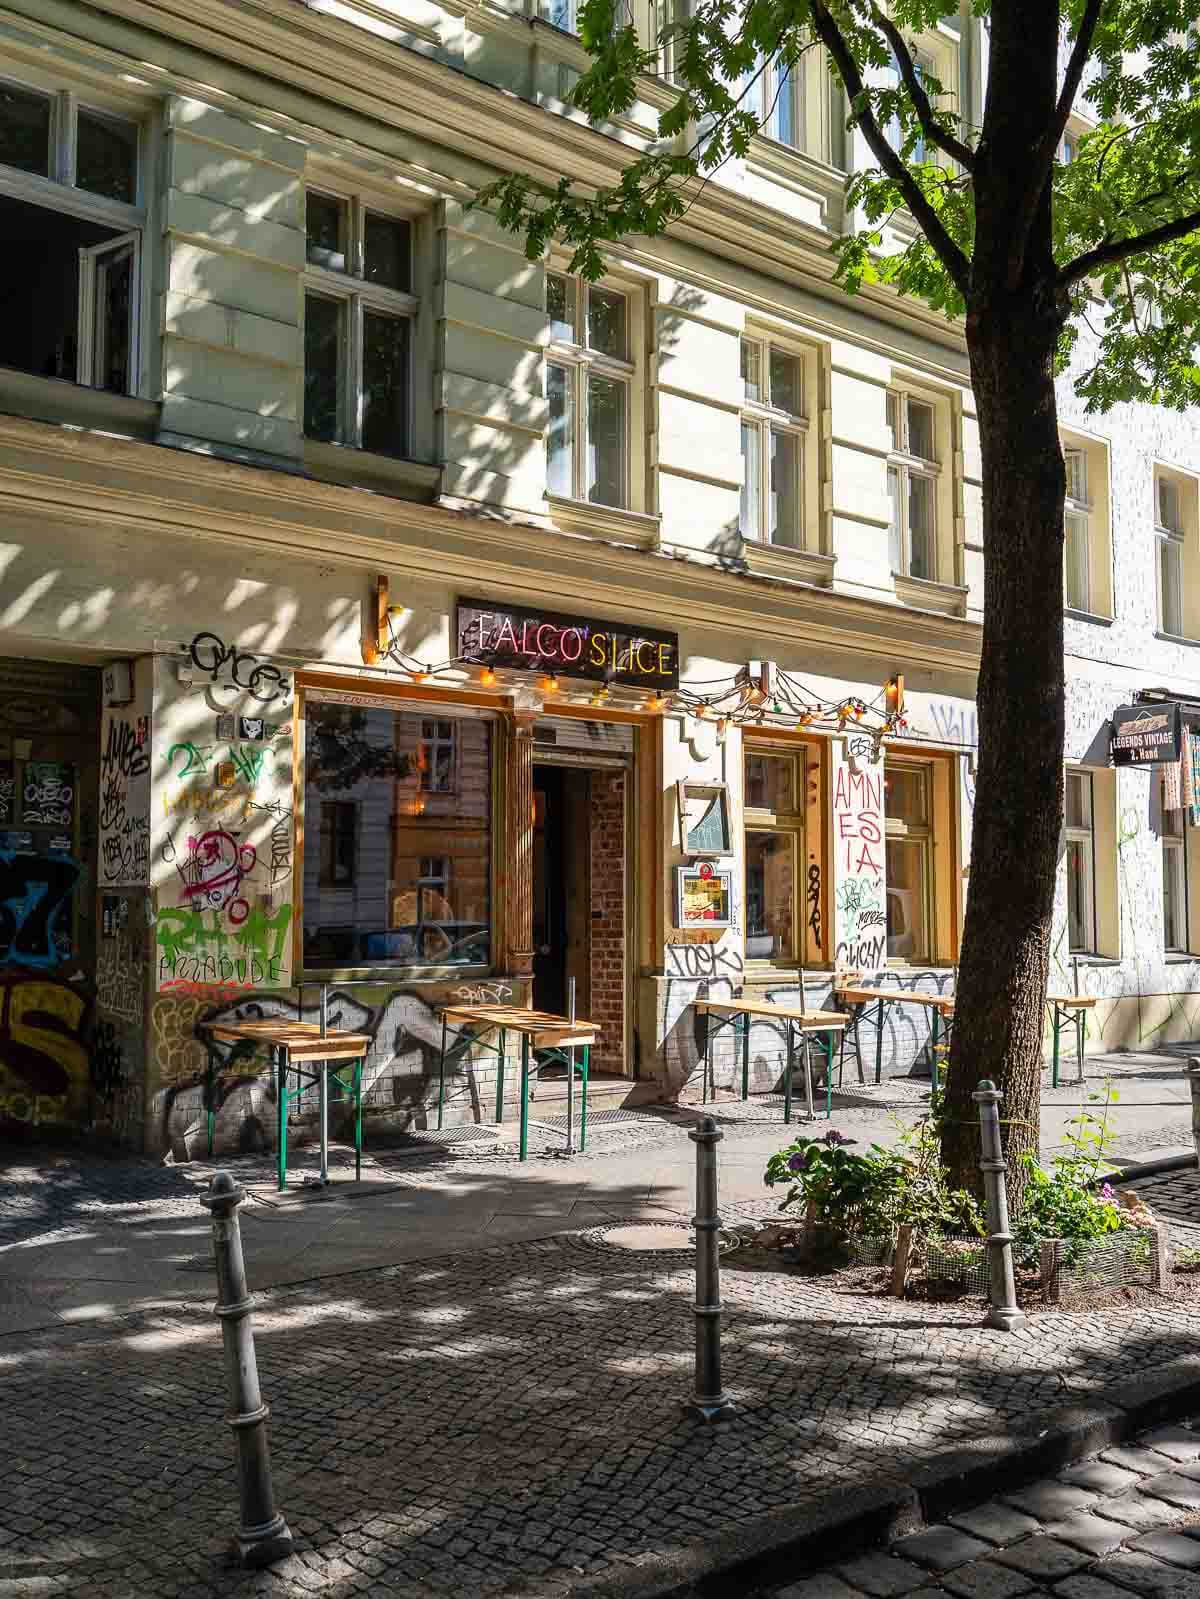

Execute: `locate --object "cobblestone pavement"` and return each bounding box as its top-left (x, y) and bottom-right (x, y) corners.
top-left (766, 1417), bottom-right (1200, 1599)
top-left (5, 1229), bottom-right (1200, 1598)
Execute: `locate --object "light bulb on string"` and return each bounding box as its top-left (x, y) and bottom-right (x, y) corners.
top-left (480, 665), bottom-right (496, 687)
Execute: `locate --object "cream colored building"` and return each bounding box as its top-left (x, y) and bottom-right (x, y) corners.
top-left (0, 1), bottom-right (1190, 1150)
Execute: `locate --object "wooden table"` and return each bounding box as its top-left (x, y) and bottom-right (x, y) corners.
top-left (201, 1020), bottom-right (372, 1190)
top-left (434, 1004), bottom-right (599, 1160)
top-left (692, 997), bottom-right (849, 1123)
top-left (1046, 993), bottom-right (1098, 1086)
top-left (834, 985), bottom-right (956, 1107)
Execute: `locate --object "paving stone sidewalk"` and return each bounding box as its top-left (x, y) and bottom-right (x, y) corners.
top-left (5, 1221), bottom-right (1200, 1599)
top-left (768, 1418), bottom-right (1200, 1599)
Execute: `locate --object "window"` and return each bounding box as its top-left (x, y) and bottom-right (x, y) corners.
top-left (1064, 770), bottom-right (1097, 953)
top-left (884, 760), bottom-right (932, 961)
top-left (545, 270), bottom-right (634, 508)
top-left (0, 80), bottom-right (141, 394)
top-left (887, 390), bottom-right (938, 581)
top-left (303, 701), bottom-right (491, 969)
top-left (1157, 472), bottom-right (1185, 637)
top-left (304, 189), bottom-right (415, 458)
top-left (884, 49), bottom-right (936, 162)
top-left (743, 747), bottom-right (804, 962)
top-left (739, 338), bottom-right (806, 548)
top-left (1063, 447), bottom-right (1091, 611)
top-left (1163, 804), bottom-right (1188, 953)
top-left (742, 53), bottom-right (804, 148)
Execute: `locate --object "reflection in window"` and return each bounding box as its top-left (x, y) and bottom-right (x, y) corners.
top-left (77, 111), bottom-right (138, 204)
top-left (884, 759), bottom-right (932, 961)
top-left (745, 831), bottom-right (794, 959)
top-left (304, 294), bottom-right (341, 442)
top-left (545, 271), bottom-right (633, 508)
top-left (1064, 770), bottom-right (1096, 953)
top-left (303, 702), bottom-right (491, 968)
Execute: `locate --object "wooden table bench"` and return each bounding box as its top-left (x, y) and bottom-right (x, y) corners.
top-left (1046, 993), bottom-right (1098, 1086)
top-left (833, 984), bottom-right (956, 1108)
top-left (434, 1004), bottom-right (598, 1160)
top-left (692, 997), bottom-right (849, 1123)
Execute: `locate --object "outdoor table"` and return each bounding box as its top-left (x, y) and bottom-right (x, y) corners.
top-left (833, 984), bottom-right (956, 1109)
top-left (200, 1020), bottom-right (370, 1191)
top-left (1046, 993), bottom-right (1098, 1087)
top-left (434, 1004), bottom-right (599, 1161)
top-left (691, 997), bottom-right (849, 1123)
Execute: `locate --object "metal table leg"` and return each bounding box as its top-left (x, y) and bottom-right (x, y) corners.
top-left (703, 1012), bottom-right (712, 1103)
top-left (276, 1045), bottom-right (289, 1192)
top-left (318, 1061), bottom-right (330, 1185)
top-left (1076, 1007), bottom-right (1085, 1083)
top-left (205, 1040), bottom-right (216, 1157)
top-left (437, 1014), bottom-right (448, 1130)
top-left (496, 1028), bottom-right (507, 1124)
top-left (825, 1032), bottom-right (835, 1120)
top-left (875, 998), bottom-right (885, 1085)
top-left (930, 1007), bottom-right (941, 1111)
top-left (784, 1019), bottom-right (794, 1125)
top-left (580, 1044), bottom-right (589, 1152)
top-left (353, 1056), bottom-right (363, 1181)
top-left (1051, 1002), bottom-right (1061, 1089)
top-left (741, 1011), bottom-right (750, 1101)
top-left (519, 1034), bottom-right (531, 1162)
top-left (566, 1043), bottom-right (575, 1155)
top-left (852, 1003), bottom-right (866, 1084)
top-left (803, 1029), bottom-right (815, 1120)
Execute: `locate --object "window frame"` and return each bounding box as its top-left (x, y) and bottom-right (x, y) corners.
top-left (0, 75), bottom-right (146, 397)
top-left (886, 387), bottom-right (941, 582)
top-left (1162, 803), bottom-right (1188, 954)
top-left (1064, 769), bottom-right (1098, 955)
top-left (418, 717), bottom-right (458, 795)
top-left (544, 266), bottom-right (639, 510)
top-left (1156, 469), bottom-right (1186, 638)
top-left (884, 757), bottom-right (934, 965)
top-left (739, 335), bottom-right (808, 549)
top-left (303, 185), bottom-right (419, 459)
top-left (743, 743), bottom-right (806, 968)
top-left (1062, 446), bottom-right (1093, 613)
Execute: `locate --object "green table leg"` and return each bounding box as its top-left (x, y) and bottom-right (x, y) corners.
top-left (496, 1028), bottom-right (506, 1124)
top-left (1052, 1003), bottom-right (1061, 1089)
top-left (741, 1011), bottom-right (750, 1101)
top-left (703, 1013), bottom-right (711, 1103)
top-left (930, 1007), bottom-right (940, 1111)
top-left (354, 1057), bottom-right (363, 1181)
top-left (875, 999), bottom-right (885, 1085)
top-left (519, 1034), bottom-right (531, 1162)
top-left (438, 1015), bottom-right (448, 1130)
top-left (205, 1042), bottom-right (216, 1157)
top-left (1076, 1008), bottom-right (1085, 1083)
top-left (580, 1044), bottom-right (589, 1152)
top-left (784, 1020), bottom-right (794, 1125)
top-left (826, 1032), bottom-right (834, 1120)
top-left (276, 1046), bottom-right (288, 1192)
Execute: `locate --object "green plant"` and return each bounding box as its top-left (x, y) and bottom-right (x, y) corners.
top-left (887, 1118), bottom-right (984, 1242)
top-left (1012, 1085), bottom-right (1126, 1266)
top-left (764, 1130), bottom-right (900, 1239)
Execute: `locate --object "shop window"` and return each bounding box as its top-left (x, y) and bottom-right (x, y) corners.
top-left (0, 80), bottom-right (142, 394)
top-left (304, 188), bottom-right (416, 458)
top-left (545, 270), bottom-right (638, 509)
top-left (1061, 432), bottom-right (1112, 616)
top-left (1162, 805), bottom-right (1188, 953)
top-left (743, 747), bottom-right (804, 963)
top-left (303, 701), bottom-right (491, 969)
top-left (740, 338), bottom-right (808, 549)
top-left (1064, 769), bottom-right (1097, 953)
top-left (884, 760), bottom-right (932, 962)
top-left (887, 389), bottom-right (940, 582)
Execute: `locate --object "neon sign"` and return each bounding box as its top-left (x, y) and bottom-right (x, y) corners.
top-left (456, 597), bottom-right (679, 690)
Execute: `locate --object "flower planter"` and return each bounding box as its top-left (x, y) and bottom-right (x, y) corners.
top-left (783, 1224), bottom-right (894, 1269)
top-left (923, 1237), bottom-right (990, 1294)
top-left (1039, 1225), bottom-right (1171, 1303)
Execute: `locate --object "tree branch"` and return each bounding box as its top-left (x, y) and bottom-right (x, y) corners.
top-left (867, 3), bottom-right (975, 170)
top-left (1005, 0), bottom-right (1103, 290)
top-left (1059, 205), bottom-right (1200, 287)
top-left (809, 0), bottom-right (970, 296)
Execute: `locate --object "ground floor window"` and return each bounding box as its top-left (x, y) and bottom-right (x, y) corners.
top-left (302, 699), bottom-right (491, 968)
top-left (743, 745), bottom-right (804, 963)
top-left (1163, 805), bottom-right (1188, 953)
top-left (884, 759), bottom-right (932, 962)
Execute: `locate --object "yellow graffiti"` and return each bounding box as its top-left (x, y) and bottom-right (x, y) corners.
top-left (151, 994), bottom-right (209, 1089)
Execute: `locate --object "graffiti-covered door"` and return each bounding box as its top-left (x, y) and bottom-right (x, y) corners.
top-left (0, 656), bottom-right (101, 1135)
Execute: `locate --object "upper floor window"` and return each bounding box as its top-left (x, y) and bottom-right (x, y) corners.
top-left (884, 49), bottom-right (936, 162)
top-left (303, 189), bottom-right (415, 458)
top-left (739, 337), bottom-right (806, 548)
top-left (887, 389), bottom-right (938, 581)
top-left (1064, 769), bottom-right (1097, 953)
top-left (1155, 469), bottom-right (1193, 638)
top-left (1063, 446), bottom-right (1092, 612)
top-left (743, 54), bottom-right (803, 149)
top-left (0, 80), bottom-right (142, 394)
top-left (545, 270), bottom-right (635, 508)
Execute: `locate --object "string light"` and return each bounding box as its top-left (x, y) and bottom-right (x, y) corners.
top-left (480, 665), bottom-right (496, 687)
top-left (541, 674), bottom-right (560, 693)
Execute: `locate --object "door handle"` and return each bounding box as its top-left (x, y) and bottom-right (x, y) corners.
top-left (538, 943), bottom-right (551, 955)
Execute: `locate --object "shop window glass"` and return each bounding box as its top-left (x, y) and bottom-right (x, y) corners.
top-left (884, 758), bottom-right (932, 961)
top-left (1064, 769), bottom-right (1096, 953)
top-left (303, 702), bottom-right (491, 968)
top-left (744, 747), bottom-right (804, 963)
top-left (1163, 806), bottom-right (1187, 953)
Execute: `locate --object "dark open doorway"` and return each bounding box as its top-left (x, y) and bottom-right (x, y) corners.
top-left (532, 765), bottom-right (591, 1021)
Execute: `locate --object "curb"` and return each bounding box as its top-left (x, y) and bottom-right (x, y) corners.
top-left (1107, 1150), bottom-right (1197, 1183)
top-left (533, 1354), bottom-right (1200, 1599)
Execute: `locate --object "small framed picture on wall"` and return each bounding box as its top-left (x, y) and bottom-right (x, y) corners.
top-left (674, 863), bottom-right (735, 929)
top-left (676, 780), bottom-right (732, 856)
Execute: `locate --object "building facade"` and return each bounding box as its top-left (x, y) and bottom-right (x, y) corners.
top-left (0, 1), bottom-right (1191, 1153)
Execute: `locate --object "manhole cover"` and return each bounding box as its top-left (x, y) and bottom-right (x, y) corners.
top-left (600, 1224), bottom-right (694, 1251)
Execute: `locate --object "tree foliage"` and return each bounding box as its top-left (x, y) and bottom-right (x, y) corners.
top-left (477, 0), bottom-right (1200, 413)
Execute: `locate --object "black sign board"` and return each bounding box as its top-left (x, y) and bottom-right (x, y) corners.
top-left (456, 597), bottom-right (679, 691)
top-left (1110, 703), bottom-right (1182, 765)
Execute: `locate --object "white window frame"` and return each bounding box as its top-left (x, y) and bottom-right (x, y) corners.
top-left (1156, 471), bottom-right (1185, 638)
top-left (303, 187), bottom-right (418, 457)
top-left (0, 77), bottom-right (145, 396)
top-left (1063, 447), bottom-right (1092, 612)
top-left (1065, 769), bottom-right (1097, 954)
top-left (1163, 804), bottom-right (1188, 954)
top-left (742, 51), bottom-right (806, 150)
top-left (419, 717), bottom-right (457, 794)
top-left (739, 335), bottom-right (807, 548)
top-left (544, 268), bottom-right (637, 510)
top-left (887, 387), bottom-right (940, 581)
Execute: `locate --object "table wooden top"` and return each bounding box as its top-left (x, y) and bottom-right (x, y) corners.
top-left (693, 998), bottom-right (848, 1029)
top-left (436, 1004), bottom-right (598, 1047)
top-left (835, 985), bottom-right (956, 1014)
top-left (1046, 993), bottom-right (1099, 1008)
top-left (203, 1020), bottom-right (372, 1060)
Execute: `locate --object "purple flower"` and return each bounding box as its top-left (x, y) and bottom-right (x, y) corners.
top-left (824, 1130), bottom-right (854, 1146)
top-left (1101, 1183), bottom-right (1115, 1200)
top-left (788, 1152), bottom-right (806, 1172)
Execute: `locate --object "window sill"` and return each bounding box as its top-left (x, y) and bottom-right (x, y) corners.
top-left (545, 493), bottom-right (660, 550)
top-left (892, 571), bottom-right (968, 617)
top-left (1155, 630), bottom-right (1200, 648)
top-left (303, 439), bottom-right (440, 503)
top-left (738, 539), bottom-right (836, 587)
top-left (0, 367), bottom-right (159, 440)
top-left (300, 962), bottom-right (497, 984)
top-left (1065, 607), bottom-right (1114, 626)
top-left (1165, 953), bottom-right (1200, 965)
top-left (1069, 954), bottom-right (1121, 968)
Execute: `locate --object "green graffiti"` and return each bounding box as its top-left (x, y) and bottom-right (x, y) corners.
top-left (228, 746), bottom-right (267, 785)
top-left (156, 904), bottom-right (292, 966)
top-left (168, 742), bottom-right (212, 778)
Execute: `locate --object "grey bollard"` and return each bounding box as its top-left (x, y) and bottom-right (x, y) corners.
top-left (1187, 1059), bottom-right (1200, 1168)
top-left (688, 1117), bottom-right (735, 1421)
top-left (200, 1172), bottom-right (294, 1568)
top-left (971, 1080), bottom-right (1026, 1332)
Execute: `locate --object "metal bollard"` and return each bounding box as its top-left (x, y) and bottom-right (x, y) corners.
top-left (688, 1117), bottom-right (735, 1421)
top-left (201, 1172), bottom-right (294, 1568)
top-left (1187, 1059), bottom-right (1200, 1168)
top-left (972, 1080), bottom-right (1026, 1332)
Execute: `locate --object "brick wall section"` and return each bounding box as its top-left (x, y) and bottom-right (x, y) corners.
top-left (589, 773), bottom-right (625, 1073)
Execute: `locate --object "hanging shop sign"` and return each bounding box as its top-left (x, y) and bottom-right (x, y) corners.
top-left (456, 597), bottom-right (679, 691)
top-left (1110, 703), bottom-right (1182, 765)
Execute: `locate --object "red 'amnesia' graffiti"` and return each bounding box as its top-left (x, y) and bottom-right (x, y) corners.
top-left (178, 829), bottom-right (257, 924)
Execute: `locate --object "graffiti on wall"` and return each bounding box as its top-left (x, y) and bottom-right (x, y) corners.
top-left (832, 760), bottom-right (886, 970)
top-left (186, 632), bottom-right (292, 705)
top-left (22, 761), bottom-right (74, 827)
top-left (96, 933), bottom-right (144, 1024)
top-left (0, 972), bottom-right (91, 1126)
top-left (0, 849), bottom-right (80, 968)
top-left (99, 711), bottom-right (151, 886)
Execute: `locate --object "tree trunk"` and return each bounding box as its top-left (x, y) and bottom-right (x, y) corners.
top-left (941, 293), bottom-right (1065, 1211)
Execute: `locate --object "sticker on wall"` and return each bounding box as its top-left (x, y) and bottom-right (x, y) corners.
top-left (238, 716), bottom-right (265, 742)
top-left (215, 714), bottom-right (237, 742)
top-left (216, 761), bottom-right (237, 789)
top-left (102, 895), bottom-right (119, 938)
top-left (674, 862), bottom-right (735, 929)
top-left (22, 762), bottom-right (74, 826)
top-left (0, 761), bottom-right (12, 824)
